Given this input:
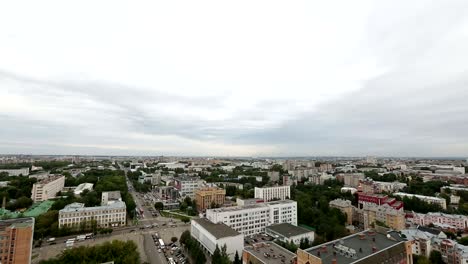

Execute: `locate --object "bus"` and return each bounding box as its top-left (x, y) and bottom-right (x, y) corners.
top-left (158, 239), bottom-right (165, 249)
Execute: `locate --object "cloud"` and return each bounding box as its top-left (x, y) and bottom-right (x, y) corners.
top-left (0, 0), bottom-right (468, 156)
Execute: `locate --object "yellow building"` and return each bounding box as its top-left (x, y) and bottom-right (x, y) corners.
top-left (195, 187), bottom-right (226, 212)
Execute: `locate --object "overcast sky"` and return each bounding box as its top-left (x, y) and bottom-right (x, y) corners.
top-left (1, 1), bottom-right (468, 157)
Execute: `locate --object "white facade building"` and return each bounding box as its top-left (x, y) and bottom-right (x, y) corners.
top-left (191, 218), bottom-right (244, 261)
top-left (58, 201), bottom-right (126, 228)
top-left (393, 192), bottom-right (447, 209)
top-left (206, 200), bottom-right (297, 236)
top-left (0, 167), bottom-right (30, 176)
top-left (74, 183), bottom-right (94, 196)
top-left (254, 186), bottom-right (290, 201)
top-left (31, 175), bottom-right (65, 202)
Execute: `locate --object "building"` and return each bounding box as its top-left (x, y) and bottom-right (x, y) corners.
top-left (158, 186), bottom-right (179, 201)
top-left (0, 168), bottom-right (30, 176)
top-left (268, 171), bottom-right (280, 182)
top-left (297, 229), bottom-right (412, 264)
top-left (206, 200), bottom-right (297, 236)
top-left (283, 175), bottom-right (298, 186)
top-left (411, 212), bottom-right (468, 231)
top-left (319, 163), bottom-right (333, 172)
top-left (266, 223), bottom-right (315, 245)
top-left (73, 182), bottom-right (94, 196)
top-left (238, 175), bottom-right (263, 182)
top-left (58, 201), bottom-right (126, 228)
top-left (243, 242), bottom-right (297, 264)
top-left (329, 199), bottom-right (354, 225)
top-left (195, 187), bottom-right (226, 212)
top-left (0, 217), bottom-right (34, 264)
top-left (254, 186), bottom-right (290, 201)
top-left (357, 193), bottom-right (404, 210)
top-left (359, 178), bottom-right (407, 194)
top-left (340, 173), bottom-right (365, 188)
top-left (101, 191), bottom-right (122, 206)
top-left (359, 204), bottom-right (405, 231)
top-left (191, 218), bottom-right (244, 261)
top-left (31, 175), bottom-right (65, 202)
top-left (393, 192), bottom-right (447, 210)
top-left (236, 198), bottom-right (264, 206)
top-left (174, 177), bottom-right (205, 198)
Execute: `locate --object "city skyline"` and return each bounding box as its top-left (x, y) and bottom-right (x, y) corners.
top-left (1, 1), bottom-right (468, 157)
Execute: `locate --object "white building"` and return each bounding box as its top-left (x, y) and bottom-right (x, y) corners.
top-left (58, 201), bottom-right (126, 228)
top-left (254, 186), bottom-right (290, 201)
top-left (73, 183), bottom-right (94, 196)
top-left (393, 192), bottom-right (447, 209)
top-left (238, 175), bottom-right (263, 182)
top-left (0, 167), bottom-right (30, 176)
top-left (31, 175), bottom-right (65, 202)
top-left (265, 223), bottom-right (314, 245)
top-left (174, 177), bottom-right (205, 198)
top-left (101, 191), bottom-right (122, 206)
top-left (206, 200), bottom-right (297, 236)
top-left (191, 218), bottom-right (244, 261)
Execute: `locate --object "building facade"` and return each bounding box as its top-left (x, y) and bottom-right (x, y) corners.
top-left (174, 177), bottom-right (205, 198)
top-left (411, 212), bottom-right (468, 231)
top-left (58, 201), bottom-right (126, 229)
top-left (206, 200), bottom-right (297, 236)
top-left (195, 187), bottom-right (226, 212)
top-left (329, 199), bottom-right (354, 225)
top-left (360, 204), bottom-right (406, 231)
top-left (393, 192), bottom-right (447, 210)
top-left (0, 168), bottom-right (30, 176)
top-left (31, 175), bottom-right (65, 202)
top-left (254, 186), bottom-right (290, 201)
top-left (0, 218), bottom-right (34, 264)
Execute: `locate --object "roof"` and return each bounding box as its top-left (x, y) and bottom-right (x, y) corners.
top-left (60, 201), bottom-right (126, 213)
top-left (305, 229), bottom-right (406, 264)
top-left (244, 242), bottom-right (296, 264)
top-left (192, 218), bottom-right (240, 239)
top-left (266, 223), bottom-right (313, 238)
top-left (0, 217), bottom-right (34, 229)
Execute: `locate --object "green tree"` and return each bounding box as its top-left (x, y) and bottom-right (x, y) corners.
top-left (180, 230), bottom-right (191, 245)
top-left (154, 202), bottom-right (164, 211)
top-left (171, 237), bottom-right (178, 243)
top-left (458, 236), bottom-right (468, 246)
top-left (181, 217), bottom-right (190, 224)
top-left (429, 250), bottom-right (443, 264)
top-left (212, 245), bottom-right (222, 263)
top-left (233, 251), bottom-right (241, 264)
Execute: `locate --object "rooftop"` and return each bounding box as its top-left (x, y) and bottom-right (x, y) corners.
top-left (305, 229), bottom-right (406, 264)
top-left (266, 223), bottom-right (313, 238)
top-left (192, 218), bottom-right (240, 239)
top-left (0, 217), bottom-right (34, 229)
top-left (37, 175), bottom-right (64, 184)
top-left (60, 201), bottom-right (126, 213)
top-left (244, 242), bottom-right (296, 264)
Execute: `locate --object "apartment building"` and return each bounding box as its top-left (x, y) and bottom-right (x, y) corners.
top-left (339, 173), bottom-right (365, 187)
top-left (58, 201), bottom-right (126, 229)
top-left (357, 192), bottom-right (404, 210)
top-left (411, 212), bottom-right (468, 231)
top-left (174, 177), bottom-right (205, 198)
top-left (195, 187), bottom-right (226, 212)
top-left (31, 175), bottom-right (65, 202)
top-left (394, 192), bottom-right (447, 210)
top-left (360, 204), bottom-right (406, 231)
top-left (0, 168), bottom-right (30, 176)
top-left (206, 200), bottom-right (297, 236)
top-left (329, 199), bottom-right (354, 225)
top-left (359, 178), bottom-right (407, 194)
top-left (254, 186), bottom-right (290, 201)
top-left (0, 218), bottom-right (34, 264)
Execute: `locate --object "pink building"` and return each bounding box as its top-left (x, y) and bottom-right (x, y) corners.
top-left (412, 212), bottom-right (468, 231)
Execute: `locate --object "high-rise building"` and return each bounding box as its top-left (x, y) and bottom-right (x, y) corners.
top-left (31, 175), bottom-right (65, 202)
top-left (195, 187), bottom-right (226, 212)
top-left (0, 218), bottom-right (34, 264)
top-left (254, 186), bottom-right (290, 201)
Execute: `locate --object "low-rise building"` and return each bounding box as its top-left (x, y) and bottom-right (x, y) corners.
top-left (191, 218), bottom-right (244, 261)
top-left (297, 229), bottom-right (412, 264)
top-left (357, 193), bottom-right (404, 210)
top-left (58, 201), bottom-right (126, 229)
top-left (254, 186), bottom-right (290, 201)
top-left (0, 218), bottom-right (34, 264)
top-left (359, 204), bottom-right (405, 231)
top-left (243, 242), bottom-right (297, 264)
top-left (73, 182), bottom-right (94, 196)
top-left (0, 167), bottom-right (30, 176)
top-left (393, 192), bottom-right (447, 210)
top-left (195, 187), bottom-right (226, 212)
top-left (31, 175), bottom-right (65, 202)
top-left (101, 191), bottom-right (122, 206)
top-left (411, 212), bottom-right (468, 231)
top-left (266, 223), bottom-right (315, 245)
top-left (329, 199), bottom-right (354, 225)
top-left (359, 178), bottom-right (406, 194)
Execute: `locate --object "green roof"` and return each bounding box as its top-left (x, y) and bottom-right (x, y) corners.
top-left (0, 200), bottom-right (54, 219)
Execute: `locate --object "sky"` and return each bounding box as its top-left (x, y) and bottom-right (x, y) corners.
top-left (1, 0), bottom-right (468, 157)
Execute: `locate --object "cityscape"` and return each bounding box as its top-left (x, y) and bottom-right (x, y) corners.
top-left (1, 1), bottom-right (468, 264)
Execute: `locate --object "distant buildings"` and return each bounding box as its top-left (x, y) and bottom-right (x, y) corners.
top-left (393, 192), bottom-right (447, 210)
top-left (31, 175), bottom-right (65, 202)
top-left (319, 163), bottom-right (333, 172)
top-left (174, 177), bottom-right (205, 198)
top-left (283, 175), bottom-right (298, 186)
top-left (243, 242), bottom-right (297, 264)
top-left (195, 187), bottom-right (226, 212)
top-left (254, 186), bottom-right (290, 201)
top-left (337, 173), bottom-right (365, 188)
top-left (0, 218), bottom-right (34, 264)
top-left (357, 193), bottom-right (404, 210)
top-left (297, 229), bottom-right (412, 264)
top-left (267, 171), bottom-right (280, 182)
top-left (206, 200), bottom-right (297, 236)
top-left (265, 223), bottom-right (315, 245)
top-left (191, 218), bottom-right (244, 261)
top-left (73, 182), bottom-right (94, 196)
top-left (0, 167), bottom-right (30, 176)
top-left (359, 178), bottom-right (407, 194)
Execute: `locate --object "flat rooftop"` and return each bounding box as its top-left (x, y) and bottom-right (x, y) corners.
top-left (0, 217), bottom-right (34, 229)
top-left (244, 242), bottom-right (296, 264)
top-left (193, 218), bottom-right (240, 239)
top-left (305, 230), bottom-right (406, 264)
top-left (266, 223), bottom-right (313, 238)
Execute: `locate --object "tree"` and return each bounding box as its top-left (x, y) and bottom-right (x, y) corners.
top-left (212, 245), bottom-right (222, 264)
top-left (181, 217), bottom-right (190, 224)
top-left (234, 251), bottom-right (241, 264)
top-left (171, 237), bottom-right (178, 243)
top-left (154, 202), bottom-right (164, 211)
top-left (180, 230), bottom-right (191, 245)
top-left (458, 236), bottom-right (468, 246)
top-left (429, 250), bottom-right (443, 264)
